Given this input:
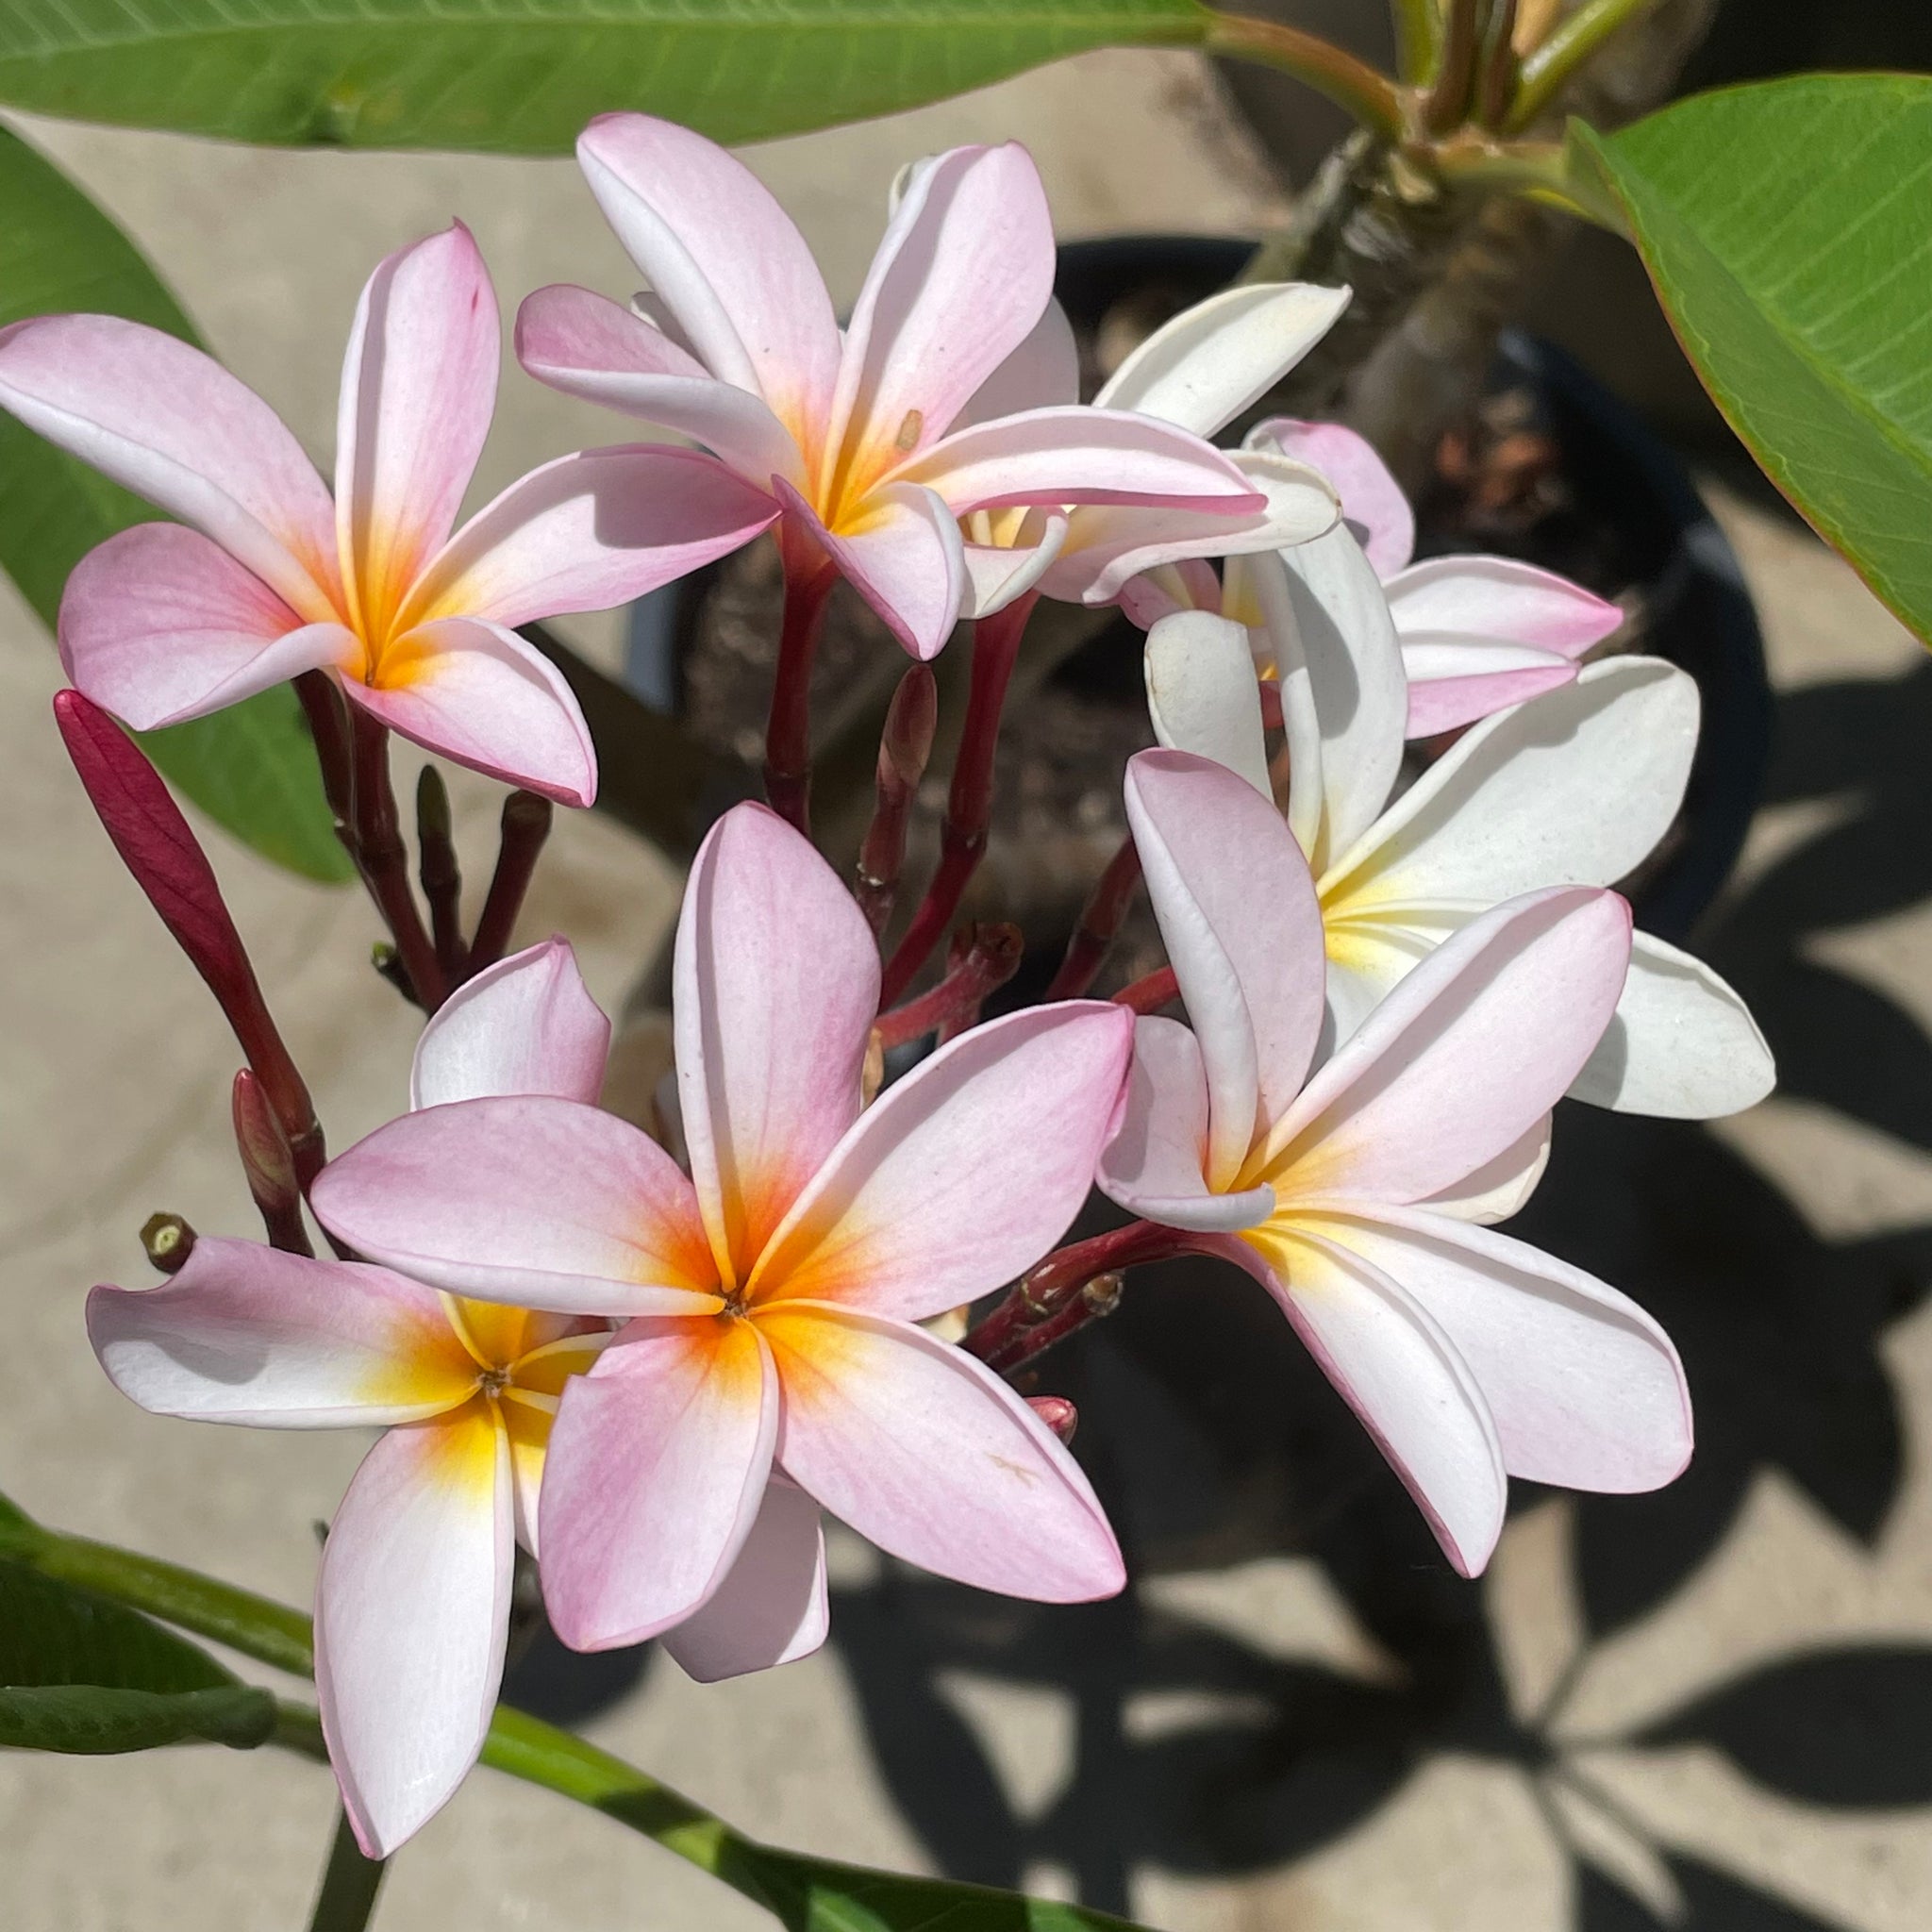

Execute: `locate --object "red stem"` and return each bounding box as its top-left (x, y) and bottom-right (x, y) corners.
top-left (874, 923), bottom-right (1023, 1051)
top-left (1044, 836), bottom-right (1144, 1001)
top-left (1112, 965), bottom-right (1180, 1015)
top-left (350, 713), bottom-right (445, 1012)
top-left (231, 1070), bottom-right (312, 1257)
top-left (856, 665), bottom-right (938, 938)
top-left (764, 555), bottom-right (837, 838)
top-left (415, 765), bottom-right (467, 983)
top-left (879, 593), bottom-right (1038, 1008)
top-left (468, 791), bottom-right (554, 974)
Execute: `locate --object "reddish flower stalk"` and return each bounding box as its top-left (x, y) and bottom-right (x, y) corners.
top-left (856, 664), bottom-right (938, 937)
top-left (1044, 835), bottom-right (1144, 1001)
top-left (294, 671), bottom-right (357, 855)
top-left (468, 791), bottom-right (554, 974)
top-left (964, 1217), bottom-right (1196, 1374)
top-left (232, 1069), bottom-right (313, 1257)
top-left (350, 711), bottom-right (445, 1012)
top-left (54, 691), bottom-right (325, 1188)
top-left (1112, 965), bottom-right (1181, 1015)
top-left (764, 553), bottom-right (838, 838)
top-left (414, 766), bottom-right (467, 983)
top-left (874, 922), bottom-right (1023, 1051)
top-left (880, 591), bottom-right (1039, 1008)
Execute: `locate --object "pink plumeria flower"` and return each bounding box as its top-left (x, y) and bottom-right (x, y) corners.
top-left (1098, 748), bottom-right (1691, 1575)
top-left (311, 802), bottom-right (1134, 1656)
top-left (513, 115), bottom-right (1271, 659)
top-left (0, 223), bottom-right (777, 804)
top-left (1249, 418), bottom-right (1623, 736)
top-left (88, 1244), bottom-right (610, 1855)
top-left (1142, 608), bottom-right (1774, 1118)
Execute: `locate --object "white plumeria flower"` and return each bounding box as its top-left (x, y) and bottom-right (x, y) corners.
top-left (1141, 603), bottom-right (1774, 1119)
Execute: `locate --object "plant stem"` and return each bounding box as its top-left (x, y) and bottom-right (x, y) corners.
top-left (1390, 0), bottom-right (1445, 84)
top-left (1111, 965), bottom-right (1180, 1015)
top-left (1424, 0), bottom-right (1482, 131)
top-left (1206, 13), bottom-right (1408, 145)
top-left (414, 767), bottom-right (467, 984)
top-left (1507, 0), bottom-right (1661, 128)
top-left (307, 1807), bottom-right (386, 1932)
top-left (1476, 0), bottom-right (1520, 125)
top-left (467, 791), bottom-right (553, 974)
top-left (1044, 836), bottom-right (1143, 1002)
top-left (349, 713), bottom-right (444, 1011)
top-left (765, 558), bottom-right (837, 838)
top-left (855, 665), bottom-right (938, 938)
top-left (874, 924), bottom-right (1022, 1050)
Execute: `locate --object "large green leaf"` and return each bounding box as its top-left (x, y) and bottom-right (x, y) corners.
top-left (0, 121), bottom-right (350, 879)
top-left (0, 0), bottom-right (1208, 153)
top-left (1578, 76), bottom-right (1932, 649)
top-left (0, 1557), bottom-right (277, 1753)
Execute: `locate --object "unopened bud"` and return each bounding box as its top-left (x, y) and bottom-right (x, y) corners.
top-left (879, 665), bottom-right (938, 792)
top-left (233, 1068), bottom-right (310, 1255)
top-left (140, 1212), bottom-right (196, 1275)
top-left (1026, 1394), bottom-right (1078, 1444)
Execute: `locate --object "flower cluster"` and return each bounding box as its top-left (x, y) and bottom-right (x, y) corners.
top-left (8, 114), bottom-right (1773, 1861)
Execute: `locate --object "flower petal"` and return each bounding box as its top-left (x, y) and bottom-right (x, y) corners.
top-left (1423, 1114), bottom-right (1552, 1224)
top-left (513, 285), bottom-right (805, 488)
top-left (411, 939), bottom-right (611, 1110)
top-left (403, 443), bottom-right (778, 632)
top-left (1300, 1208), bottom-right (1692, 1492)
top-left (776, 475), bottom-right (965, 661)
top-left (349, 617), bottom-right (596, 807)
top-left (1251, 418), bottom-right (1414, 575)
top-left (1400, 641), bottom-right (1577, 738)
top-left (58, 523), bottom-right (354, 730)
top-left (539, 1314), bottom-right (776, 1650)
top-left (0, 313), bottom-right (339, 619)
top-left (1098, 1015), bottom-right (1274, 1232)
top-left (1323, 658), bottom-right (1698, 910)
top-left (1231, 1224), bottom-right (1507, 1575)
top-left (1095, 284), bottom-right (1349, 438)
top-left (311, 1095), bottom-right (721, 1318)
top-left (1142, 609), bottom-right (1273, 798)
top-left (575, 115), bottom-right (841, 440)
top-left (1263, 887), bottom-right (1632, 1203)
top-left (334, 225), bottom-right (497, 636)
top-left (958, 510), bottom-right (1068, 621)
top-left (826, 143), bottom-right (1055, 488)
top-left (1386, 555), bottom-right (1622, 658)
top-left (1127, 747), bottom-right (1325, 1150)
top-left (675, 801), bottom-right (880, 1288)
top-left (761, 1302), bottom-right (1124, 1600)
top-left (658, 1477), bottom-right (827, 1682)
top-left (317, 1404), bottom-right (511, 1855)
top-left (87, 1238), bottom-right (479, 1427)
top-left (1571, 930), bottom-right (1774, 1118)
top-left (953, 297), bottom-right (1079, 428)
top-left (749, 1001), bottom-right (1134, 1322)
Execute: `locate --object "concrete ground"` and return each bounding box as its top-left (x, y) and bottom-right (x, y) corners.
top-left (5, 50), bottom-right (1932, 1932)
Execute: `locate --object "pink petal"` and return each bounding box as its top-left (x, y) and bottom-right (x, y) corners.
top-left (410, 938), bottom-right (611, 1110)
top-left (826, 144), bottom-right (1055, 487)
top-left (403, 443), bottom-right (778, 632)
top-left (1263, 887), bottom-right (1634, 1204)
top-left (1251, 418), bottom-right (1414, 576)
top-left (317, 1404), bottom-right (511, 1855)
top-left (87, 1237), bottom-right (478, 1427)
top-left (749, 1001), bottom-right (1134, 1324)
top-left (1126, 748), bottom-right (1325, 1152)
top-left (658, 1477), bottom-right (827, 1682)
top-left (1141, 610), bottom-right (1273, 797)
top-left (539, 1314), bottom-right (777, 1650)
top-left (1386, 555), bottom-right (1622, 658)
top-left (958, 510), bottom-right (1068, 621)
top-left (951, 298), bottom-right (1079, 429)
top-left (0, 313), bottom-right (341, 619)
top-left (1424, 1115), bottom-right (1552, 1224)
top-left (1098, 1015), bottom-right (1274, 1232)
top-left (335, 225), bottom-right (498, 636)
top-left (1115, 557), bottom-right (1224, 629)
top-left (898, 406), bottom-right (1263, 516)
top-left (58, 523), bottom-right (354, 729)
top-left (761, 1302), bottom-right (1124, 1600)
top-left (775, 475), bottom-right (965, 661)
top-left (348, 617), bottom-right (596, 807)
top-left (575, 115), bottom-right (841, 443)
top-left (1401, 646), bottom-right (1577, 738)
top-left (1303, 1208), bottom-right (1691, 1492)
top-left (674, 802), bottom-right (880, 1287)
top-left (310, 1095), bottom-right (722, 1318)
top-left (513, 285), bottom-right (805, 488)
top-left (1229, 1226), bottom-right (1507, 1575)
top-left (1094, 285), bottom-right (1349, 438)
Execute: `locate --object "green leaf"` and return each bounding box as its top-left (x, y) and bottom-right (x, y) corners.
top-left (0, 121), bottom-right (350, 880)
top-left (0, 0), bottom-right (1208, 153)
top-left (1577, 77), bottom-right (1932, 650)
top-left (0, 1556), bottom-right (277, 1753)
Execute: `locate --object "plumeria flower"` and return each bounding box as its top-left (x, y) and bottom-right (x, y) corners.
top-left (1142, 605), bottom-right (1774, 1118)
top-left (88, 1244), bottom-right (609, 1855)
top-left (0, 223), bottom-right (778, 804)
top-left (1098, 747), bottom-right (1692, 1576)
top-left (513, 114), bottom-right (1276, 659)
top-left (1251, 418), bottom-right (1623, 736)
top-left (311, 801), bottom-right (1134, 1657)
